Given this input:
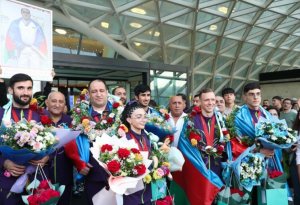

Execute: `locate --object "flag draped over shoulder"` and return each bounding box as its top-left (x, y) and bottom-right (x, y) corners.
top-left (172, 119), bottom-right (224, 205)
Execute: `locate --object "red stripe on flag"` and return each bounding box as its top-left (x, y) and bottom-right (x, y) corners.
top-left (173, 157), bottom-right (221, 205)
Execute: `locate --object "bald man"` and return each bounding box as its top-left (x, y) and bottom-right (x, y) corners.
top-left (45, 91), bottom-right (74, 205)
top-left (167, 95), bottom-right (187, 147)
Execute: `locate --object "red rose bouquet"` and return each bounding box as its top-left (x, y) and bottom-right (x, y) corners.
top-left (90, 134), bottom-right (152, 196)
top-left (22, 165), bottom-right (65, 205)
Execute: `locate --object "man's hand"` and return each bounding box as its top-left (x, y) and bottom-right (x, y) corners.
top-left (79, 163), bottom-right (93, 176)
top-left (30, 155), bottom-right (49, 167)
top-left (260, 148), bottom-right (274, 158)
top-left (4, 159), bottom-right (25, 177)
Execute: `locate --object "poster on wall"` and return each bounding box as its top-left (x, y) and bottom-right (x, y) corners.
top-left (0, 0), bottom-right (53, 81)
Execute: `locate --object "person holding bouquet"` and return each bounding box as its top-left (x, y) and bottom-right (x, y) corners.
top-left (64, 79), bottom-right (111, 205)
top-left (121, 102), bottom-right (152, 205)
top-left (44, 91), bottom-right (74, 205)
top-left (227, 82), bottom-right (289, 203)
top-left (0, 73), bottom-right (49, 204)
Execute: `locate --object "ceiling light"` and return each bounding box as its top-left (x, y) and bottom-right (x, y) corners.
top-left (209, 25), bottom-right (217, 31)
top-left (55, 28), bottom-right (67, 35)
top-left (134, 42), bottom-right (141, 46)
top-left (101, 22), bottom-right (109, 28)
top-left (154, 31), bottom-right (160, 37)
top-left (131, 8), bottom-right (146, 15)
top-left (218, 6), bottom-right (228, 14)
top-left (130, 22), bottom-right (142, 28)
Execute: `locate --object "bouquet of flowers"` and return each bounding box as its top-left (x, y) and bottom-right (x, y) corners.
top-left (22, 165), bottom-right (65, 205)
top-left (255, 118), bottom-right (297, 149)
top-left (266, 170), bottom-right (286, 189)
top-left (185, 115), bottom-right (226, 159)
top-left (217, 187), bottom-right (250, 205)
top-left (0, 120), bottom-right (58, 165)
top-left (232, 147), bottom-right (265, 191)
top-left (90, 133), bottom-right (152, 195)
top-left (92, 101), bottom-right (125, 138)
top-left (145, 109), bottom-right (175, 139)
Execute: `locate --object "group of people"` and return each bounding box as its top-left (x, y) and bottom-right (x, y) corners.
top-left (0, 73), bottom-right (300, 205)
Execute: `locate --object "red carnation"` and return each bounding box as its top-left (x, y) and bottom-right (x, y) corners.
top-left (107, 160), bottom-right (121, 173)
top-left (101, 144), bottom-right (113, 153)
top-left (231, 188), bottom-right (245, 197)
top-left (113, 102), bottom-right (120, 108)
top-left (193, 106), bottom-right (201, 113)
top-left (166, 135), bottom-right (174, 143)
top-left (222, 129), bottom-right (229, 135)
top-left (269, 170), bottom-right (283, 179)
top-left (131, 148), bottom-right (140, 154)
top-left (217, 145), bottom-right (224, 154)
top-left (117, 148), bottom-right (131, 159)
top-left (156, 196), bottom-right (174, 205)
top-left (107, 117), bottom-right (114, 124)
top-left (164, 113), bottom-right (170, 120)
top-left (81, 116), bottom-right (89, 122)
top-left (29, 103), bottom-right (38, 111)
top-left (134, 164), bottom-right (146, 175)
top-left (189, 131), bottom-right (201, 141)
top-left (79, 94), bottom-right (85, 101)
top-left (38, 180), bottom-right (50, 190)
top-left (40, 115), bottom-right (52, 126)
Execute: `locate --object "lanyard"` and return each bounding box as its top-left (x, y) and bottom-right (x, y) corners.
top-left (129, 132), bottom-right (149, 152)
top-left (12, 108), bottom-right (32, 122)
top-left (200, 114), bottom-right (216, 146)
top-left (252, 110), bottom-right (261, 124)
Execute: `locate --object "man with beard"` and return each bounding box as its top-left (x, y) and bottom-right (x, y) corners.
top-left (44, 91), bottom-right (74, 205)
top-left (65, 79), bottom-right (110, 205)
top-left (0, 73), bottom-right (49, 204)
top-left (112, 86), bottom-right (127, 105)
top-left (134, 84), bottom-right (153, 113)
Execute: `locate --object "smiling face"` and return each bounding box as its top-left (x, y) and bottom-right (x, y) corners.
top-left (114, 87), bottom-right (127, 104)
top-left (9, 80), bottom-right (33, 108)
top-left (200, 91), bottom-right (215, 115)
top-left (135, 91), bottom-right (151, 108)
top-left (244, 89), bottom-right (261, 110)
top-left (46, 92), bottom-right (66, 117)
top-left (126, 108), bottom-right (148, 133)
top-left (88, 80), bottom-right (108, 109)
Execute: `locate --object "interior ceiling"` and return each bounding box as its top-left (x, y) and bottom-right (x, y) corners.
top-left (27, 0), bottom-right (300, 94)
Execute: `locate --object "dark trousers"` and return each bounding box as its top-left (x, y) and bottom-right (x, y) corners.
top-left (0, 188), bottom-right (24, 205)
top-left (57, 184), bottom-right (72, 205)
top-left (84, 181), bottom-right (107, 205)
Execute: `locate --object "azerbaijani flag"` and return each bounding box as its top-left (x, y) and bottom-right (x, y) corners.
top-left (171, 120), bottom-right (224, 205)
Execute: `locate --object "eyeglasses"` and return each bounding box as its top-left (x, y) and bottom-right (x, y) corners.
top-left (131, 114), bottom-right (148, 120)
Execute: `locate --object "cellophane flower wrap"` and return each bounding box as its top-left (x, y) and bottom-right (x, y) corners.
top-left (144, 132), bottom-right (171, 201)
top-left (70, 91), bottom-right (96, 141)
top-left (255, 118), bottom-right (297, 149)
top-left (266, 170), bottom-right (286, 189)
top-left (217, 187), bottom-right (250, 205)
top-left (232, 147), bottom-right (266, 192)
top-left (145, 108), bottom-right (175, 139)
top-left (90, 133), bottom-right (152, 195)
top-left (22, 179), bottom-right (65, 205)
top-left (0, 119), bottom-right (58, 165)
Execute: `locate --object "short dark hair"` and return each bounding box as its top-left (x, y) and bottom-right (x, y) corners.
top-left (221, 88), bottom-right (235, 97)
top-left (267, 106), bottom-right (280, 117)
top-left (176, 93), bottom-right (187, 102)
top-left (112, 86), bottom-right (125, 95)
top-left (243, 82), bottom-right (260, 94)
top-left (283, 98), bottom-right (292, 104)
top-left (272, 96), bottom-right (283, 101)
top-left (199, 88), bottom-right (214, 98)
top-left (88, 79), bottom-right (108, 91)
top-left (134, 84), bottom-right (151, 96)
top-left (9, 73), bottom-right (33, 88)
